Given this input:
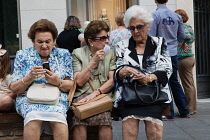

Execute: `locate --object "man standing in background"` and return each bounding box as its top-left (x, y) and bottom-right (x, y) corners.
top-left (149, 0), bottom-right (190, 119)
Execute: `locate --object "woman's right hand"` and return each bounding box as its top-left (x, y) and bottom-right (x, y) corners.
top-left (29, 66), bottom-right (46, 79)
top-left (90, 50), bottom-right (105, 64)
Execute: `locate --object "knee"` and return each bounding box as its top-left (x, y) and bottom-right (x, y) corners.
top-left (146, 124), bottom-right (163, 140)
top-left (73, 125), bottom-right (87, 138)
top-left (98, 125), bottom-right (112, 138)
top-left (0, 96), bottom-right (14, 110)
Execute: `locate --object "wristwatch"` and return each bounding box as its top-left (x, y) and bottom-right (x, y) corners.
top-left (97, 88), bottom-right (103, 94)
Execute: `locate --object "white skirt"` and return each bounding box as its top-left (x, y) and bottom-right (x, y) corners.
top-left (24, 111), bottom-right (67, 134)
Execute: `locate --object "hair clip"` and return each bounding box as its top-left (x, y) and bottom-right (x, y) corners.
top-left (0, 44), bottom-right (7, 56)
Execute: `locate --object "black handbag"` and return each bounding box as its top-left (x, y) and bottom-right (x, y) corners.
top-left (115, 65), bottom-right (169, 105)
top-left (122, 79), bottom-right (168, 105)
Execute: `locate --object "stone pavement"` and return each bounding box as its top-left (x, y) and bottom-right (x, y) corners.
top-left (112, 100), bottom-right (210, 140)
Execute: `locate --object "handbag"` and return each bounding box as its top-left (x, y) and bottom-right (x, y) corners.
top-left (71, 94), bottom-right (113, 120)
top-left (68, 77), bottom-right (113, 120)
top-left (122, 79), bottom-right (168, 105)
top-left (115, 64), bottom-right (168, 105)
top-left (27, 84), bottom-right (60, 105)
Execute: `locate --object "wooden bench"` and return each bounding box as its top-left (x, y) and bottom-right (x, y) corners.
top-left (0, 111), bottom-right (98, 140)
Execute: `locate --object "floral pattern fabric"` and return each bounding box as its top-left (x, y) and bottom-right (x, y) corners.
top-left (10, 47), bottom-right (73, 118)
top-left (108, 28), bottom-right (131, 51)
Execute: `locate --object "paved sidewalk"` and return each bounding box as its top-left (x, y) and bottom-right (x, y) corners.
top-left (112, 101), bottom-right (210, 140)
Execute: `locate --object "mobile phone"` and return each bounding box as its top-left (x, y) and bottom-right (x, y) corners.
top-left (42, 62), bottom-right (50, 70)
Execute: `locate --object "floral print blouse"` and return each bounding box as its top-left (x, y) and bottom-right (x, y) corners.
top-left (108, 28), bottom-right (131, 51)
top-left (10, 47), bottom-right (73, 118)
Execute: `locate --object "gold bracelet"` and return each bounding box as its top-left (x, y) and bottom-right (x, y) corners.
top-left (58, 79), bottom-right (63, 88)
top-left (21, 78), bottom-right (27, 86)
top-left (148, 75), bottom-right (153, 83)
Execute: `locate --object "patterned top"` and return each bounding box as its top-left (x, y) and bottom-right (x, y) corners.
top-left (114, 36), bottom-right (172, 106)
top-left (0, 74), bottom-right (12, 97)
top-left (177, 24), bottom-right (195, 60)
top-left (10, 47), bottom-right (73, 118)
top-left (108, 28), bottom-right (131, 51)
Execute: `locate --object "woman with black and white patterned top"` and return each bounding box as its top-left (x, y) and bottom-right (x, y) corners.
top-left (114, 5), bottom-right (172, 140)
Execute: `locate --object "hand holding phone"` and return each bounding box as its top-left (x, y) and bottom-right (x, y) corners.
top-left (42, 62), bottom-right (50, 70)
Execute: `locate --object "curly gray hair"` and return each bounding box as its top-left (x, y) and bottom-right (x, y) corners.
top-left (124, 5), bottom-right (153, 28)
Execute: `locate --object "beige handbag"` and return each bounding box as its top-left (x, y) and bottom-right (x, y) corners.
top-left (68, 78), bottom-right (113, 120)
top-left (27, 84), bottom-right (60, 105)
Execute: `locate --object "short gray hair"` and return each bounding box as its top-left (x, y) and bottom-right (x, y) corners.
top-left (124, 5), bottom-right (153, 28)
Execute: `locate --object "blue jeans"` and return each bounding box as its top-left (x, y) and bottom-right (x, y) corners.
top-left (168, 56), bottom-right (190, 118)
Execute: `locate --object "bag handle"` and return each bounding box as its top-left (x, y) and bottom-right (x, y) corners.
top-left (134, 81), bottom-right (160, 104)
top-left (68, 74), bottom-right (78, 106)
top-left (68, 75), bottom-right (96, 106)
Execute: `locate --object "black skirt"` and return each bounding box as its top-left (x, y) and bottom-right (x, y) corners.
top-left (117, 100), bottom-right (169, 120)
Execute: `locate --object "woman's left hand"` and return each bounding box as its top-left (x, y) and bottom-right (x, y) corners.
top-left (132, 73), bottom-right (149, 85)
top-left (44, 69), bottom-right (60, 86)
top-left (78, 91), bottom-right (100, 103)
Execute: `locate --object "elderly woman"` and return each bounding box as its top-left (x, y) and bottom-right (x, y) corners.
top-left (56, 16), bottom-right (85, 53)
top-left (72, 20), bottom-right (116, 140)
top-left (9, 19), bottom-right (74, 140)
top-left (114, 5), bottom-right (172, 139)
top-left (108, 12), bottom-right (131, 50)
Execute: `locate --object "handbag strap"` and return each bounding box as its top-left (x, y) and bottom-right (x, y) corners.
top-left (68, 75), bottom-right (96, 106)
top-left (68, 74), bottom-right (78, 106)
top-left (88, 78), bottom-right (96, 91)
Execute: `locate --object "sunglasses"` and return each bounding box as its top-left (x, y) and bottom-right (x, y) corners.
top-left (127, 25), bottom-right (146, 32)
top-left (90, 36), bottom-right (109, 41)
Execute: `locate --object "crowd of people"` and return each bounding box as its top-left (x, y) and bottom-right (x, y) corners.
top-left (0, 0), bottom-right (196, 139)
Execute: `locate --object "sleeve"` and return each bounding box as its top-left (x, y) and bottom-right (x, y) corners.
top-left (185, 25), bottom-right (195, 45)
top-left (109, 50), bottom-right (117, 71)
top-left (72, 49), bottom-right (82, 73)
top-left (177, 15), bottom-right (186, 41)
top-left (115, 40), bottom-right (129, 67)
top-left (153, 38), bottom-right (172, 87)
top-left (10, 50), bottom-right (27, 83)
top-left (61, 50), bottom-right (74, 79)
top-left (148, 14), bottom-right (158, 36)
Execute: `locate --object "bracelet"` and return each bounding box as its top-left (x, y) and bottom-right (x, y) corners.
top-left (148, 75), bottom-right (153, 83)
top-left (86, 65), bottom-right (94, 73)
top-left (58, 79), bottom-right (63, 88)
top-left (97, 88), bottom-right (103, 94)
top-left (21, 78), bottom-right (27, 86)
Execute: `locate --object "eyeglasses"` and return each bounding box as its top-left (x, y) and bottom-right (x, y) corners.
top-left (90, 36), bottom-right (109, 41)
top-left (127, 25), bottom-right (146, 32)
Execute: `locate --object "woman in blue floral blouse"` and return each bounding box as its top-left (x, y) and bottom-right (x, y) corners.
top-left (9, 19), bottom-right (74, 140)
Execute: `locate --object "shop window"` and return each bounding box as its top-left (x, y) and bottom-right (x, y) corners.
top-left (0, 0), bottom-right (19, 55)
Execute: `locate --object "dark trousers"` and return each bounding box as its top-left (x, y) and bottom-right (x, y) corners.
top-left (168, 56), bottom-right (190, 118)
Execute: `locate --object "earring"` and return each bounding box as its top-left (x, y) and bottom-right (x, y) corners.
top-left (90, 44), bottom-right (93, 47)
